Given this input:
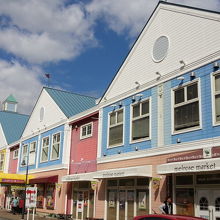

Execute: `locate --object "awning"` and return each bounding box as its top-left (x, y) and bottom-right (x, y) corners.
top-left (29, 175), bottom-right (58, 184)
top-left (62, 172), bottom-right (97, 182)
top-left (157, 157), bottom-right (220, 174)
top-left (94, 165), bottom-right (152, 179)
top-left (0, 173), bottom-right (33, 184)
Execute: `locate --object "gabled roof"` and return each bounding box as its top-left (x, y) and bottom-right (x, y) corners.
top-left (99, 1), bottom-right (220, 103)
top-left (3, 94), bottom-right (17, 104)
top-left (45, 87), bottom-right (97, 118)
top-left (0, 111), bottom-right (29, 144)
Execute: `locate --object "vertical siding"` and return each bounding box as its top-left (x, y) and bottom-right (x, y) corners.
top-left (8, 147), bottom-right (18, 174)
top-left (151, 86), bottom-right (158, 148)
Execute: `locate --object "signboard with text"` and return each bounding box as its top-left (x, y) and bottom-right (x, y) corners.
top-left (26, 187), bottom-right (37, 208)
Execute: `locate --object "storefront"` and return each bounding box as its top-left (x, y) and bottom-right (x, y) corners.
top-left (62, 172), bottom-right (97, 220)
top-left (157, 149), bottom-right (220, 220)
top-left (94, 165), bottom-right (152, 220)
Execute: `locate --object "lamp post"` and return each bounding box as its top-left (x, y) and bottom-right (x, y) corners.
top-left (21, 157), bottom-right (29, 220)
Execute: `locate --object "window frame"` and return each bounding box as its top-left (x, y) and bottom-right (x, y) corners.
top-left (21, 144), bottom-right (28, 166)
top-left (107, 107), bottom-right (125, 148)
top-left (0, 153), bottom-right (4, 171)
top-left (80, 122), bottom-right (93, 140)
top-left (40, 136), bottom-right (50, 163)
top-left (50, 132), bottom-right (61, 161)
top-left (172, 79), bottom-right (202, 135)
top-left (130, 97), bottom-right (151, 144)
top-left (13, 149), bottom-right (19, 159)
top-left (29, 141), bottom-right (37, 165)
top-left (212, 70), bottom-right (220, 126)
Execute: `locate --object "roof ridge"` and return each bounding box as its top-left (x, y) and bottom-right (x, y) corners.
top-left (44, 87), bottom-right (97, 99)
top-left (159, 0), bottom-right (220, 15)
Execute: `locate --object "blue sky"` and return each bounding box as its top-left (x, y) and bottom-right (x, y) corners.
top-left (0, 0), bottom-right (219, 114)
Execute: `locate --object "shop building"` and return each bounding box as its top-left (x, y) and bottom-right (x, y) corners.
top-left (0, 95), bottom-right (29, 209)
top-left (18, 87), bottom-right (96, 215)
top-left (62, 107), bottom-right (99, 219)
top-left (95, 2), bottom-right (220, 220)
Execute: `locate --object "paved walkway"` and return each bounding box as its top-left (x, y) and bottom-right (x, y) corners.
top-left (0, 209), bottom-right (58, 220)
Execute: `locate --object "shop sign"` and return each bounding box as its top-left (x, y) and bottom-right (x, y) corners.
top-left (1, 179), bottom-right (24, 183)
top-left (158, 158), bottom-right (220, 174)
top-left (77, 201), bottom-right (83, 212)
top-left (152, 177), bottom-right (161, 190)
top-left (196, 173), bottom-right (220, 184)
top-left (91, 181), bottom-right (98, 190)
top-left (11, 186), bottom-right (25, 191)
top-left (167, 146), bottom-right (220, 163)
top-left (26, 187), bottom-right (37, 208)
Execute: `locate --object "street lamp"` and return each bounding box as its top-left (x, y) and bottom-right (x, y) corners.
top-left (21, 157), bottom-right (29, 220)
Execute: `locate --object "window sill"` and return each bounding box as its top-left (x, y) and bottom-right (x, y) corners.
top-left (40, 160), bottom-right (48, 164)
top-left (172, 126), bottom-right (202, 135)
top-left (49, 157), bottom-right (59, 161)
top-left (107, 143), bottom-right (124, 149)
top-left (130, 137), bottom-right (150, 144)
top-left (80, 135), bottom-right (92, 140)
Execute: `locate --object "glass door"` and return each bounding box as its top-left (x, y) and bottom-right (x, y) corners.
top-left (107, 189), bottom-right (117, 220)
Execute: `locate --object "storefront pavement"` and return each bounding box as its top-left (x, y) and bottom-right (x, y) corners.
top-left (0, 209), bottom-right (57, 220)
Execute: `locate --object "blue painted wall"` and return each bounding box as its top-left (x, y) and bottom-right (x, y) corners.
top-left (101, 88), bottom-right (158, 157)
top-left (18, 124), bottom-right (64, 172)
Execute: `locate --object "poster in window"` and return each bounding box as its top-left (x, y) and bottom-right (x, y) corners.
top-left (138, 192), bottom-right (146, 209)
top-left (109, 191), bottom-right (115, 208)
top-left (46, 184), bottom-right (55, 210)
top-left (37, 184), bottom-right (45, 208)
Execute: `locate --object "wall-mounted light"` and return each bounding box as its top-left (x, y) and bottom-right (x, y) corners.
top-left (131, 93), bottom-right (143, 103)
top-left (176, 138), bottom-right (181, 143)
top-left (118, 150), bottom-right (121, 154)
top-left (213, 61), bottom-right (219, 71)
top-left (190, 71), bottom-right (196, 79)
top-left (74, 125), bottom-right (78, 130)
top-left (177, 76), bottom-right (184, 81)
top-left (118, 101), bottom-right (123, 108)
top-left (135, 81), bottom-right (140, 90)
top-left (156, 72), bottom-right (161, 80)
top-left (179, 60), bottom-right (186, 69)
top-left (132, 96), bottom-right (136, 103)
top-left (110, 104), bottom-right (117, 111)
top-left (103, 153), bottom-right (106, 157)
top-left (135, 146), bottom-right (139, 151)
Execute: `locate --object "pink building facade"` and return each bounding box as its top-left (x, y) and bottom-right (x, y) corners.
top-left (8, 145), bottom-right (19, 174)
top-left (64, 110), bottom-right (99, 219)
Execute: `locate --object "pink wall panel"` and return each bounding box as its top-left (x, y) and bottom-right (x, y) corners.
top-left (69, 113), bottom-right (98, 174)
top-left (8, 146), bottom-right (18, 174)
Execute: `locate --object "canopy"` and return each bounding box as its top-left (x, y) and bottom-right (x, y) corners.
top-left (0, 173), bottom-right (33, 184)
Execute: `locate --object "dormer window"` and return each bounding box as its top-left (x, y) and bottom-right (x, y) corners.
top-left (2, 94), bottom-right (18, 112)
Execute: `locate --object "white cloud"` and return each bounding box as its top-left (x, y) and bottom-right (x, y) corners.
top-left (0, 0), bottom-right (96, 64)
top-left (0, 60), bottom-right (43, 114)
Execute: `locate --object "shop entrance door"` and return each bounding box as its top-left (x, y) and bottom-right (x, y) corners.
top-left (76, 191), bottom-right (94, 220)
top-left (107, 189), bottom-right (135, 220)
top-left (197, 189), bottom-right (220, 220)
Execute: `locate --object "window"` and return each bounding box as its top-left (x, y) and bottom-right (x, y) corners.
top-left (108, 109), bottom-right (123, 147)
top-left (80, 123), bottom-right (93, 139)
top-left (51, 133), bottom-right (60, 160)
top-left (29, 142), bottom-right (36, 165)
top-left (21, 145), bottom-right (28, 166)
top-left (13, 149), bottom-right (19, 159)
top-left (0, 153), bottom-right (4, 171)
top-left (174, 82), bottom-right (199, 131)
top-left (41, 137), bottom-right (49, 162)
top-left (200, 197), bottom-right (208, 210)
top-left (214, 74), bottom-right (220, 123)
top-left (132, 100), bottom-right (150, 141)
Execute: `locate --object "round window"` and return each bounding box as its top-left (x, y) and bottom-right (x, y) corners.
top-left (40, 107), bottom-right (45, 122)
top-left (152, 36), bottom-right (169, 62)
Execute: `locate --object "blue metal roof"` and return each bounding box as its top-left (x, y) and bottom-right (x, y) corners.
top-left (45, 87), bottom-right (97, 118)
top-left (0, 111), bottom-right (29, 145)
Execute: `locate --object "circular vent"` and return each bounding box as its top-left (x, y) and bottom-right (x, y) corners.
top-left (152, 36), bottom-right (169, 62)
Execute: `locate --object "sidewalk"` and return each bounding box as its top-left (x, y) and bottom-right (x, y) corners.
top-left (0, 209), bottom-right (58, 220)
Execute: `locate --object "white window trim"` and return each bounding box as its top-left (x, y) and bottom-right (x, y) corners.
top-left (50, 132), bottom-right (61, 161)
top-left (21, 144), bottom-right (28, 167)
top-left (171, 79), bottom-right (202, 135)
top-left (211, 70), bottom-right (220, 126)
top-left (29, 141), bottom-right (37, 165)
top-left (80, 122), bottom-right (93, 140)
top-left (0, 153), bottom-right (4, 171)
top-left (13, 149), bottom-right (19, 159)
top-left (40, 136), bottom-right (50, 163)
top-left (129, 97), bottom-right (151, 144)
top-left (107, 107), bottom-right (125, 148)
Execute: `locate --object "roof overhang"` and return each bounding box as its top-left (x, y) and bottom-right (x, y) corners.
top-left (94, 165), bottom-right (152, 179)
top-left (157, 158), bottom-right (220, 174)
